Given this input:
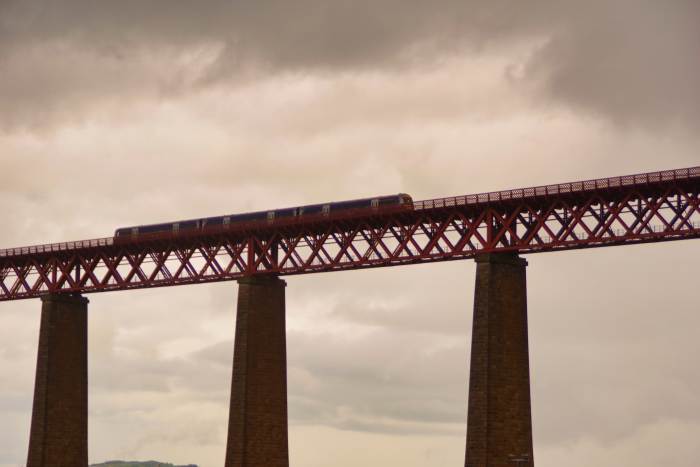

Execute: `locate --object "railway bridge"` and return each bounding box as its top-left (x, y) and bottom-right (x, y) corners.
top-left (2, 166), bottom-right (700, 467)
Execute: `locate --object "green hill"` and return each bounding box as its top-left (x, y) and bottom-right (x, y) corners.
top-left (91, 462), bottom-right (197, 467)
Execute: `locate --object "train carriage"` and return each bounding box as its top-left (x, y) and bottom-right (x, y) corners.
top-left (115, 193), bottom-right (413, 240)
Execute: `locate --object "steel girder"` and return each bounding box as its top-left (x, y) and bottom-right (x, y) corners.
top-left (1, 167), bottom-right (699, 301)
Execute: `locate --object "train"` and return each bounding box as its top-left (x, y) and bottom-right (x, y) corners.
top-left (114, 193), bottom-right (413, 239)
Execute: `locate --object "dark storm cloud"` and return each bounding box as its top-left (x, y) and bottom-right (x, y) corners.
top-left (523, 0), bottom-right (700, 127)
top-left (2, 1), bottom-right (698, 128)
top-left (0, 0), bottom-right (537, 67)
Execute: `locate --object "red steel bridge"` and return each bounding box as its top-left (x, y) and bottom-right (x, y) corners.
top-left (5, 166), bottom-right (700, 467)
top-left (1, 166), bottom-right (699, 301)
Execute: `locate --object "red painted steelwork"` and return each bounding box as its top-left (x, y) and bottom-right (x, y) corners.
top-left (1, 167), bottom-right (699, 301)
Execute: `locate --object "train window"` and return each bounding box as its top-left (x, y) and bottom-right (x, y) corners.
top-left (277, 208), bottom-right (296, 218)
top-left (267, 211), bottom-right (275, 222)
top-left (173, 223), bottom-right (180, 232)
top-left (131, 227), bottom-right (139, 236)
top-left (322, 204), bottom-right (330, 215)
top-left (371, 198), bottom-right (379, 208)
top-left (223, 216), bottom-right (230, 225)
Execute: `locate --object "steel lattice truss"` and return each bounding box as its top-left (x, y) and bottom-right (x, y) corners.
top-left (2, 167), bottom-right (700, 301)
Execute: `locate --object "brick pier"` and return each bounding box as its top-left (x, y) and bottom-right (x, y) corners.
top-left (27, 293), bottom-right (89, 467)
top-left (465, 253), bottom-right (534, 467)
top-left (225, 276), bottom-right (289, 467)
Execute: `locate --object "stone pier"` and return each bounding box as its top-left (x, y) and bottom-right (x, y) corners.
top-left (27, 294), bottom-right (89, 467)
top-left (465, 253), bottom-right (534, 467)
top-left (225, 276), bottom-right (289, 467)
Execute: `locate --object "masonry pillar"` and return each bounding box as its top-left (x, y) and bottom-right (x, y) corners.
top-left (465, 253), bottom-right (534, 467)
top-left (27, 293), bottom-right (89, 467)
top-left (225, 276), bottom-right (288, 467)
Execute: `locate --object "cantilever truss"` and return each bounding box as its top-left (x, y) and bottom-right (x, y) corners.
top-left (1, 167), bottom-right (700, 301)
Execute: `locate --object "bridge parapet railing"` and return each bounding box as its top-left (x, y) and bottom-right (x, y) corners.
top-left (414, 166), bottom-right (700, 211)
top-left (0, 237), bottom-right (114, 258)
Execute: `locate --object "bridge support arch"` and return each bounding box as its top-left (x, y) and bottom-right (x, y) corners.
top-left (225, 276), bottom-right (289, 467)
top-left (27, 293), bottom-right (89, 467)
top-left (466, 253), bottom-right (534, 467)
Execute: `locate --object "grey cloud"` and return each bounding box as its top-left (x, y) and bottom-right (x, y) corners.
top-left (522, 0), bottom-right (700, 128)
top-left (2, 1), bottom-right (698, 128)
top-left (0, 1), bottom-right (534, 65)
top-left (287, 328), bottom-right (468, 433)
top-left (538, 419), bottom-right (700, 467)
top-left (527, 244), bottom-right (700, 447)
top-left (0, 0), bottom-right (530, 129)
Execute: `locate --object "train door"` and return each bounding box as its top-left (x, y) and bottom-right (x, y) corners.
top-left (267, 211), bottom-right (275, 223)
top-left (371, 198), bottom-right (379, 209)
top-left (322, 204), bottom-right (331, 216)
top-left (173, 223), bottom-right (180, 233)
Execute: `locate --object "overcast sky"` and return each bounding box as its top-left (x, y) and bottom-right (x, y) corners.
top-left (1, 1), bottom-right (699, 466)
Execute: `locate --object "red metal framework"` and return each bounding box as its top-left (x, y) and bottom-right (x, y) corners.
top-left (1, 167), bottom-right (700, 301)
